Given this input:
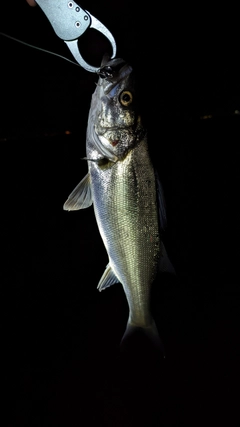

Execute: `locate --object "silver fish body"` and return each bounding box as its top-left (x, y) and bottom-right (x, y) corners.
top-left (64, 57), bottom-right (174, 349)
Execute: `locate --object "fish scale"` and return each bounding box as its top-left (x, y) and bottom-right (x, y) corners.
top-left (64, 56), bottom-right (174, 350)
top-left (88, 136), bottom-right (160, 327)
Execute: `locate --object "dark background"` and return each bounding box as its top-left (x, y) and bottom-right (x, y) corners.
top-left (1, 1), bottom-right (240, 426)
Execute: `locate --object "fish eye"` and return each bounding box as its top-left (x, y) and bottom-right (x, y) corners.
top-left (119, 91), bottom-right (133, 107)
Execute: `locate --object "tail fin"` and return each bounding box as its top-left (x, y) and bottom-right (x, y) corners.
top-left (120, 319), bottom-right (166, 357)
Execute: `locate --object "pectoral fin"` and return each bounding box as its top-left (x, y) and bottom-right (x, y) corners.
top-left (97, 263), bottom-right (120, 291)
top-left (63, 173), bottom-right (92, 211)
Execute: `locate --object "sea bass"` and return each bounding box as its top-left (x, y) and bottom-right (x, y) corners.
top-left (64, 56), bottom-right (174, 351)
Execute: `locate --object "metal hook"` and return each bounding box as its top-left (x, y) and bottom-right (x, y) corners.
top-left (65, 12), bottom-right (117, 73)
top-left (35, 0), bottom-right (116, 72)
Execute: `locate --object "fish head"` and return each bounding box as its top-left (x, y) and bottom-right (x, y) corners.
top-left (88, 56), bottom-right (146, 162)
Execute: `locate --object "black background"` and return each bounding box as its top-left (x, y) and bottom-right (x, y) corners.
top-left (1, 1), bottom-right (240, 426)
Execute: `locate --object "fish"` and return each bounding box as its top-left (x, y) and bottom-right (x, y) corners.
top-left (63, 55), bottom-right (175, 353)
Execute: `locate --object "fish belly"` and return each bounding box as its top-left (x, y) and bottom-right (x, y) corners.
top-left (88, 138), bottom-right (160, 327)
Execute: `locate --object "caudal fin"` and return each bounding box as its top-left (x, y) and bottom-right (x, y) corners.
top-left (120, 319), bottom-right (166, 357)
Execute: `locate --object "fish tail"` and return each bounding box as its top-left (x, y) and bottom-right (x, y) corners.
top-left (120, 318), bottom-right (166, 357)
